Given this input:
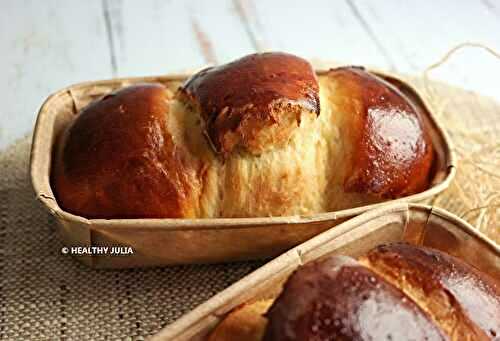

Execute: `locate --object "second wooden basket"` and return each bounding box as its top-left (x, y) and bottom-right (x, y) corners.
top-left (152, 203), bottom-right (499, 340)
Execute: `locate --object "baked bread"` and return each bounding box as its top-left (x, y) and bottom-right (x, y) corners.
top-left (53, 52), bottom-right (434, 219)
top-left (208, 243), bottom-right (500, 341)
top-left (208, 300), bottom-right (273, 341)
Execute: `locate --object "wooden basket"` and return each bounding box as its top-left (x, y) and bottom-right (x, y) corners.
top-left (30, 70), bottom-right (455, 268)
top-left (151, 203), bottom-right (499, 340)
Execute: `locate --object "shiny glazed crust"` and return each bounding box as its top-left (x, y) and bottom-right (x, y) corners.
top-left (360, 243), bottom-right (500, 340)
top-left (53, 84), bottom-right (203, 218)
top-left (208, 244), bottom-right (500, 341)
top-left (263, 255), bottom-right (447, 341)
top-left (53, 53), bottom-right (435, 219)
top-left (324, 67), bottom-right (434, 198)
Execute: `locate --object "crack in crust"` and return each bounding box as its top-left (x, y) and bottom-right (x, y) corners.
top-left (360, 243), bottom-right (500, 340)
top-left (178, 52), bottom-right (320, 156)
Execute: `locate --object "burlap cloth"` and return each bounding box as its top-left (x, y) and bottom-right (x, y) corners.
top-left (0, 137), bottom-right (263, 340)
top-left (0, 78), bottom-right (499, 340)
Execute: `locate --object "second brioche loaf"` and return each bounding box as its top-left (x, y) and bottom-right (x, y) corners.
top-left (209, 243), bottom-right (500, 341)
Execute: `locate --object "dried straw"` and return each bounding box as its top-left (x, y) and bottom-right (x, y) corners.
top-left (421, 42), bottom-right (500, 243)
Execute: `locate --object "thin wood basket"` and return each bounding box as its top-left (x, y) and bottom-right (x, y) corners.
top-left (30, 69), bottom-right (455, 268)
top-left (151, 203), bottom-right (499, 340)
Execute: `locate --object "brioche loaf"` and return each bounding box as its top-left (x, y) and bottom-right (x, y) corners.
top-left (53, 52), bottom-right (434, 219)
top-left (208, 243), bottom-right (500, 341)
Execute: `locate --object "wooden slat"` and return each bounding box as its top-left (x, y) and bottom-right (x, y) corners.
top-left (350, 0), bottom-right (500, 99)
top-left (0, 0), bottom-right (112, 150)
top-left (189, 0), bottom-right (256, 64)
top-left (480, 0), bottom-right (500, 18)
top-left (234, 0), bottom-right (394, 70)
top-left (105, 0), bottom-right (255, 76)
top-left (2, 0), bottom-right (500, 149)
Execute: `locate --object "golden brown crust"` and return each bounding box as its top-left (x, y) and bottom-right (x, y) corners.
top-left (360, 243), bottom-right (500, 340)
top-left (178, 52), bottom-right (320, 156)
top-left (53, 84), bottom-right (203, 218)
top-left (263, 255), bottom-right (447, 341)
top-left (208, 300), bottom-right (273, 341)
top-left (323, 67), bottom-right (434, 198)
top-left (207, 244), bottom-right (499, 340)
top-left (53, 54), bottom-right (437, 219)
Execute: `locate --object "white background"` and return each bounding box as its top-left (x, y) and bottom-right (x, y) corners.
top-left (1, 0), bottom-right (499, 150)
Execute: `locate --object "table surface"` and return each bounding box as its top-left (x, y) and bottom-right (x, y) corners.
top-left (1, 0), bottom-right (500, 150)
